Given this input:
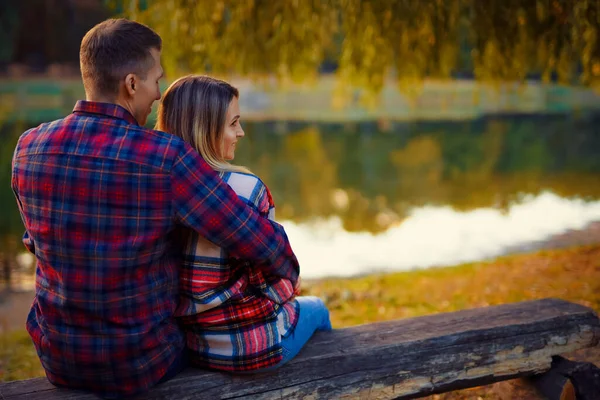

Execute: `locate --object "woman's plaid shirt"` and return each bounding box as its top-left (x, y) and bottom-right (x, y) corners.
top-left (11, 101), bottom-right (299, 398)
top-left (176, 172), bottom-right (300, 371)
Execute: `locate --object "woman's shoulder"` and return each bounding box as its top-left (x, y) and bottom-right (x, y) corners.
top-left (221, 171), bottom-right (271, 205)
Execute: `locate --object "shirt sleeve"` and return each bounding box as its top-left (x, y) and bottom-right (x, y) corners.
top-left (264, 184), bottom-right (276, 221)
top-left (171, 145), bottom-right (299, 283)
top-left (252, 178), bottom-right (276, 221)
top-left (253, 181), bottom-right (299, 290)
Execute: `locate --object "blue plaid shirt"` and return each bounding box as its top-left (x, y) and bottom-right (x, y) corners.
top-left (11, 101), bottom-right (299, 398)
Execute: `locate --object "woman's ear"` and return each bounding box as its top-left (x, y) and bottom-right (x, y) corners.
top-left (125, 73), bottom-right (137, 96)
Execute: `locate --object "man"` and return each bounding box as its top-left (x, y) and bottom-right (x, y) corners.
top-left (11, 19), bottom-right (299, 398)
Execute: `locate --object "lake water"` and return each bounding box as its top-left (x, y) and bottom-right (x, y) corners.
top-left (1, 112), bottom-right (600, 282)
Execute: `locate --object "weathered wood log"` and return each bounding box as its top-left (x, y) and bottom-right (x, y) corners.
top-left (528, 355), bottom-right (600, 400)
top-left (1, 298), bottom-right (598, 400)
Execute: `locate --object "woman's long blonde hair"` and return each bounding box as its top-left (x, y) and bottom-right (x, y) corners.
top-left (156, 75), bottom-right (250, 174)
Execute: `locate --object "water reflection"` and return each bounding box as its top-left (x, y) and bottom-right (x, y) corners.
top-left (235, 114), bottom-right (600, 233)
top-left (284, 192), bottom-right (600, 278)
top-left (1, 112), bottom-right (599, 281)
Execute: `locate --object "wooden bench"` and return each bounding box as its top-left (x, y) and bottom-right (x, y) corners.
top-left (1, 298), bottom-right (599, 399)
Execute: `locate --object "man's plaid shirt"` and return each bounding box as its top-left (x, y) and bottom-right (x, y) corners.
top-left (11, 101), bottom-right (299, 398)
top-left (176, 172), bottom-right (299, 371)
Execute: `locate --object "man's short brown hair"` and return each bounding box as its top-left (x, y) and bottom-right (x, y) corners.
top-left (80, 19), bottom-right (162, 98)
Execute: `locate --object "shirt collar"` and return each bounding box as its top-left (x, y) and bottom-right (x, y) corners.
top-left (73, 100), bottom-right (140, 126)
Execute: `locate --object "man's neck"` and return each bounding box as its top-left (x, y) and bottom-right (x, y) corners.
top-left (86, 93), bottom-right (117, 104)
top-left (86, 94), bottom-right (137, 123)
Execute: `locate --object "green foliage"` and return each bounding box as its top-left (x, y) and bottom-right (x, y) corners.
top-left (118, 0), bottom-right (338, 86)
top-left (119, 0), bottom-right (600, 98)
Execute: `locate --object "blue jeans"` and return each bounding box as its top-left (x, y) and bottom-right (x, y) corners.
top-left (277, 296), bottom-right (332, 367)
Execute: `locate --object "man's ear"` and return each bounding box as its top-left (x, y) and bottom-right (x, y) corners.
top-left (125, 73), bottom-right (137, 96)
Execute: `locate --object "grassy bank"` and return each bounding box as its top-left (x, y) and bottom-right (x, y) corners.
top-left (1, 244), bottom-right (599, 397)
top-left (0, 329), bottom-right (44, 382)
top-left (304, 244), bottom-right (600, 328)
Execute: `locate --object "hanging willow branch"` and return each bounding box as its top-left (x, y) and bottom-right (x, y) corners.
top-left (116, 0), bottom-right (600, 95)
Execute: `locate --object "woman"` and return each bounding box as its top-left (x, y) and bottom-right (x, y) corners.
top-left (156, 75), bottom-right (331, 372)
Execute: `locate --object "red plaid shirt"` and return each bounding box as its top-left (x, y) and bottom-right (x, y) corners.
top-left (176, 172), bottom-right (299, 371)
top-left (11, 101), bottom-right (299, 398)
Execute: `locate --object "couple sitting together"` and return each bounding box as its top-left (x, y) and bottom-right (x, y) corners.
top-left (11, 18), bottom-right (331, 398)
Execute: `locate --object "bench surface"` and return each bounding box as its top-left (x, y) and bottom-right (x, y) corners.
top-left (1, 298), bottom-right (599, 399)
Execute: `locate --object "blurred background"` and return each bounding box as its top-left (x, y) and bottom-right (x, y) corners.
top-left (1, 0), bottom-right (600, 394)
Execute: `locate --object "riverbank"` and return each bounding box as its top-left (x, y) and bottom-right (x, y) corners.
top-left (3, 77), bottom-right (600, 123)
top-left (1, 244), bottom-right (598, 398)
top-left (303, 244), bottom-right (599, 328)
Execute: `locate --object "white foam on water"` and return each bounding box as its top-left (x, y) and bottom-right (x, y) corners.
top-left (281, 192), bottom-right (600, 279)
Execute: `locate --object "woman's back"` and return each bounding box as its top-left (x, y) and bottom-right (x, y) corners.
top-left (175, 171), bottom-right (299, 371)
